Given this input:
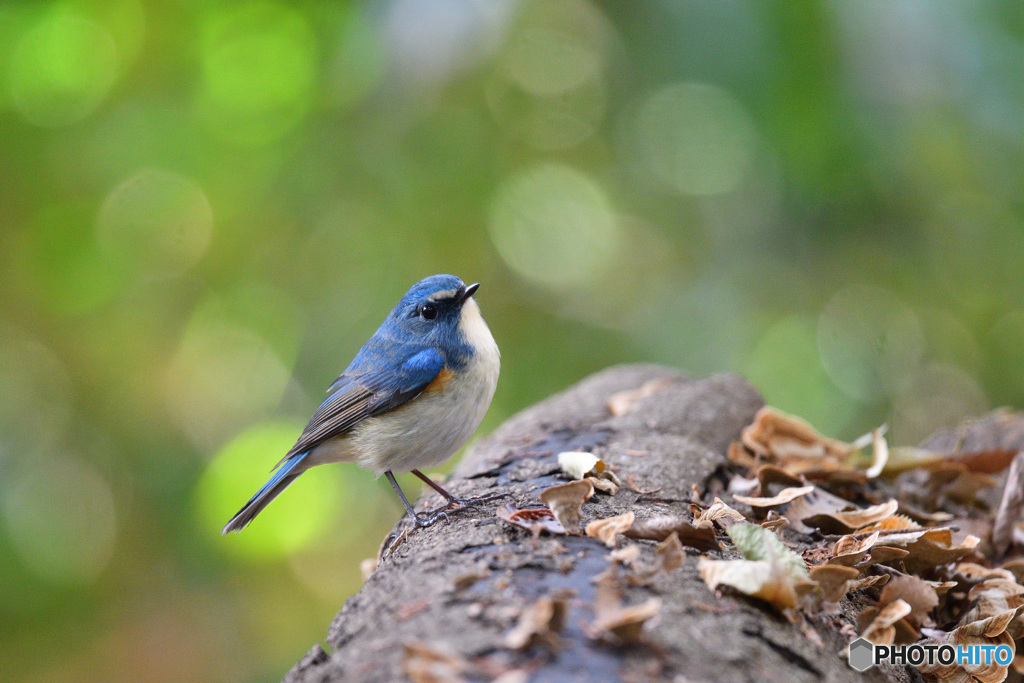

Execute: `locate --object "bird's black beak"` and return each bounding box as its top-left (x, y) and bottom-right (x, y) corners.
top-left (458, 282), bottom-right (480, 303)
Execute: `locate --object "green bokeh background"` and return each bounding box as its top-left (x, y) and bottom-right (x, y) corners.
top-left (2, 1), bottom-right (1023, 680)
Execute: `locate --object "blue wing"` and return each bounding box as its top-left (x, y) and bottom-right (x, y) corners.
top-left (279, 345), bottom-right (444, 462)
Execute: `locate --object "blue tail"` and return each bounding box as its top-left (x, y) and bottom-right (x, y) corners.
top-left (221, 452), bottom-right (309, 534)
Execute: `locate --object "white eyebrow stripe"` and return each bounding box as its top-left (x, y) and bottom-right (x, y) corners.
top-left (427, 289), bottom-right (459, 302)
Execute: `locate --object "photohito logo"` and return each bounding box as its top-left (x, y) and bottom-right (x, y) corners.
top-left (847, 637), bottom-right (1013, 672)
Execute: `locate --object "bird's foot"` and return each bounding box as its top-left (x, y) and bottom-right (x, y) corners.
top-left (442, 490), bottom-right (511, 508)
top-left (411, 491), bottom-right (510, 527)
top-left (411, 508), bottom-right (452, 528)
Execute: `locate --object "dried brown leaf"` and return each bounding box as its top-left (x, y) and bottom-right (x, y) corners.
top-left (857, 545), bottom-right (910, 569)
top-left (808, 564), bottom-right (860, 603)
top-left (829, 531), bottom-right (881, 566)
top-left (591, 599), bottom-right (662, 644)
top-left (879, 575), bottom-right (939, 628)
top-left (505, 595), bottom-right (568, 650)
top-left (609, 545), bottom-right (639, 566)
top-left (538, 480), bottom-right (594, 533)
top-left (585, 512), bottom-right (635, 548)
top-left (628, 532), bottom-right (684, 586)
top-left (858, 598), bottom-right (912, 645)
top-left (847, 574), bottom-right (889, 592)
top-left (585, 475), bottom-right (620, 495)
top-left (496, 503), bottom-right (565, 537)
top-left (691, 497), bottom-right (746, 530)
top-left (733, 485), bottom-right (815, 509)
top-left (801, 499), bottom-right (899, 534)
top-left (755, 465), bottom-right (804, 490)
top-left (741, 406), bottom-right (856, 461)
top-left (587, 566), bottom-right (661, 644)
top-left (875, 528), bottom-right (981, 573)
top-left (781, 487), bottom-right (863, 534)
top-left (624, 515), bottom-right (719, 551)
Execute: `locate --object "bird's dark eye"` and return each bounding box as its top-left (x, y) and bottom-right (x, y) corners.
top-left (419, 304), bottom-right (437, 320)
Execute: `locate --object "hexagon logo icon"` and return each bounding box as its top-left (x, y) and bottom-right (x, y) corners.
top-left (848, 638), bottom-right (874, 672)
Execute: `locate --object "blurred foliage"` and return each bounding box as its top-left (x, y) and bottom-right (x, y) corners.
top-left (1, 1), bottom-right (1023, 681)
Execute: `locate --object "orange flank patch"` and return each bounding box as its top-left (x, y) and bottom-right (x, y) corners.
top-left (424, 367), bottom-right (454, 393)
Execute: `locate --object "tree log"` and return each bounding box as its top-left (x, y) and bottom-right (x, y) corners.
top-left (285, 365), bottom-right (909, 682)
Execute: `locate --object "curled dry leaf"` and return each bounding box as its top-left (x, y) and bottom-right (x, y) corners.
top-left (585, 512), bottom-right (635, 548)
top-left (877, 528), bottom-right (981, 573)
top-left (782, 487), bottom-right (865, 534)
top-left (733, 485), bottom-right (815, 509)
top-left (800, 499), bottom-right (899, 535)
top-left (878, 575), bottom-right (939, 628)
top-left (829, 531), bottom-right (881, 566)
top-left (691, 497), bottom-right (745, 531)
top-left (857, 546), bottom-right (909, 570)
top-left (505, 595), bottom-right (568, 651)
top-left (628, 532), bottom-right (684, 586)
top-left (587, 566), bottom-right (661, 644)
top-left (847, 574), bottom-right (889, 592)
top-left (586, 475), bottom-right (620, 495)
top-left (857, 598), bottom-right (912, 645)
top-left (734, 407), bottom-right (887, 484)
top-left (741, 406), bottom-right (856, 462)
top-left (808, 564), bottom-right (860, 603)
top-left (609, 545), bottom-right (639, 566)
top-left (624, 515), bottom-right (719, 552)
top-left (760, 513), bottom-right (789, 531)
top-left (605, 377), bottom-right (673, 416)
top-left (496, 503), bottom-right (566, 537)
top-left (538, 480), bottom-right (594, 533)
top-left (590, 599), bottom-right (662, 644)
top-left (756, 465), bottom-right (804, 490)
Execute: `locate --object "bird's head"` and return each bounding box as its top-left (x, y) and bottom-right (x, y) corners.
top-left (388, 274), bottom-right (483, 346)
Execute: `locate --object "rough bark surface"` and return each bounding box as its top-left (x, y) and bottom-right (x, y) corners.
top-left (285, 365), bottom-right (908, 683)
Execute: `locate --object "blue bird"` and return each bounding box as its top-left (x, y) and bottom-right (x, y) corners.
top-left (222, 274), bottom-right (501, 533)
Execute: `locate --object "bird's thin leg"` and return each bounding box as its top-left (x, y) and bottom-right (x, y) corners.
top-left (384, 471), bottom-right (450, 528)
top-left (411, 469), bottom-right (508, 507)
